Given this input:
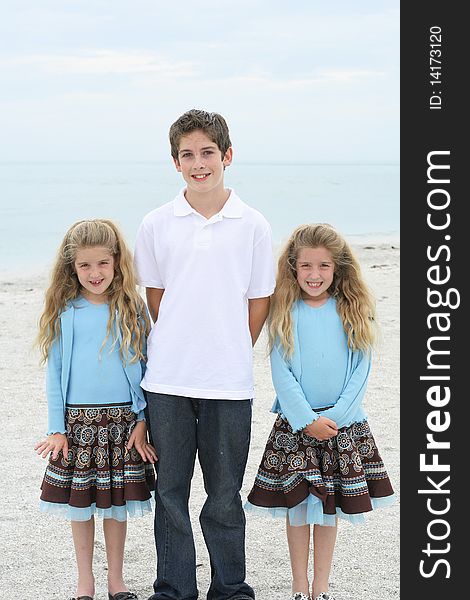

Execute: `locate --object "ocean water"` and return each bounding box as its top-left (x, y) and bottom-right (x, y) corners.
top-left (0, 161), bottom-right (399, 276)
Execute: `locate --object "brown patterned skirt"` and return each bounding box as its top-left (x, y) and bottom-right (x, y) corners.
top-left (40, 403), bottom-right (156, 521)
top-left (246, 414), bottom-right (394, 526)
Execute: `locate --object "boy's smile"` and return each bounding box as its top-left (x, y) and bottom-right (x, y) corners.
top-left (192, 173), bottom-right (210, 182)
top-left (174, 130), bottom-right (232, 198)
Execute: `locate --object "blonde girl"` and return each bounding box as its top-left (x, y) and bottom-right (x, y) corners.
top-left (35, 219), bottom-right (157, 600)
top-left (246, 224), bottom-right (395, 600)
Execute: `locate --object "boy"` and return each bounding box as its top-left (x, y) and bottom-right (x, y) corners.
top-left (134, 109), bottom-right (275, 600)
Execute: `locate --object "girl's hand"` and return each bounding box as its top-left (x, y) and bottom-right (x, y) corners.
top-left (303, 416), bottom-right (338, 441)
top-left (127, 421), bottom-right (158, 463)
top-left (34, 433), bottom-right (69, 460)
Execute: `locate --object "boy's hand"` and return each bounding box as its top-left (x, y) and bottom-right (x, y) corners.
top-left (303, 416), bottom-right (338, 441)
top-left (127, 420), bottom-right (158, 463)
top-left (34, 433), bottom-right (69, 460)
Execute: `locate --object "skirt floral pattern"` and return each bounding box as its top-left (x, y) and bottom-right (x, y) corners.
top-left (40, 404), bottom-right (156, 521)
top-left (247, 414), bottom-right (394, 524)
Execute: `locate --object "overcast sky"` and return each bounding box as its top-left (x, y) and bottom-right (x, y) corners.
top-left (0, 1), bottom-right (399, 163)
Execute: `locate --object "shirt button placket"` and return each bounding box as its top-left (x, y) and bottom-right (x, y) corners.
top-left (194, 221), bottom-right (212, 248)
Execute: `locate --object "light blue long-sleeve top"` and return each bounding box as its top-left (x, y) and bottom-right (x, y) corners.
top-left (67, 300), bottom-right (132, 406)
top-left (46, 297), bottom-right (148, 435)
top-left (270, 297), bottom-right (371, 432)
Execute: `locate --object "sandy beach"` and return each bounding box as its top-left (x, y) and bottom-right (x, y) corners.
top-left (0, 241), bottom-right (399, 600)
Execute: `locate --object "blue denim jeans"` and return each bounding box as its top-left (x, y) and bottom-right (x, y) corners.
top-left (146, 392), bottom-right (255, 600)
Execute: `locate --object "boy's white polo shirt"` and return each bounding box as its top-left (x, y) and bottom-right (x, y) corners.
top-left (134, 188), bottom-right (275, 400)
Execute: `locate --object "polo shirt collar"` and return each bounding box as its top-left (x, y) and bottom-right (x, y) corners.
top-left (173, 188), bottom-right (244, 219)
top-left (220, 191), bottom-right (244, 218)
top-left (173, 189), bottom-right (195, 216)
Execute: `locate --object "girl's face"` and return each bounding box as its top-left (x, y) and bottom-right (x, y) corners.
top-left (296, 246), bottom-right (335, 306)
top-left (74, 246), bottom-right (115, 304)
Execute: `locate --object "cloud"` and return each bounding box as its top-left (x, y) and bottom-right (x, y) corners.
top-left (0, 2), bottom-right (399, 162)
top-left (211, 69), bottom-right (385, 89)
top-left (0, 50), bottom-right (197, 78)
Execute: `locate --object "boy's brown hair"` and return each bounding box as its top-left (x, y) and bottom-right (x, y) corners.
top-left (169, 109), bottom-right (232, 160)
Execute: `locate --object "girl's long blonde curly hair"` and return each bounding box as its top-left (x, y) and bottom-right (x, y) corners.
top-left (268, 223), bottom-right (377, 357)
top-left (37, 219), bottom-right (150, 365)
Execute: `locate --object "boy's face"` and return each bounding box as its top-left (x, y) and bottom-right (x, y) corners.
top-left (173, 130), bottom-right (232, 196)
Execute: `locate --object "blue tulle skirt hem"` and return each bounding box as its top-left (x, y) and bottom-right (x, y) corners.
top-left (39, 492), bottom-right (155, 522)
top-left (245, 492), bottom-right (396, 527)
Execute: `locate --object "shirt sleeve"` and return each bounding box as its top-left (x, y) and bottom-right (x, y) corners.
top-left (134, 217), bottom-right (164, 289)
top-left (246, 224), bottom-right (276, 299)
top-left (270, 343), bottom-right (320, 432)
top-left (46, 338), bottom-right (66, 435)
top-left (320, 350), bottom-right (371, 428)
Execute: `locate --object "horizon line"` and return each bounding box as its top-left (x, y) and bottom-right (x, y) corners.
top-left (0, 159), bottom-right (400, 167)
